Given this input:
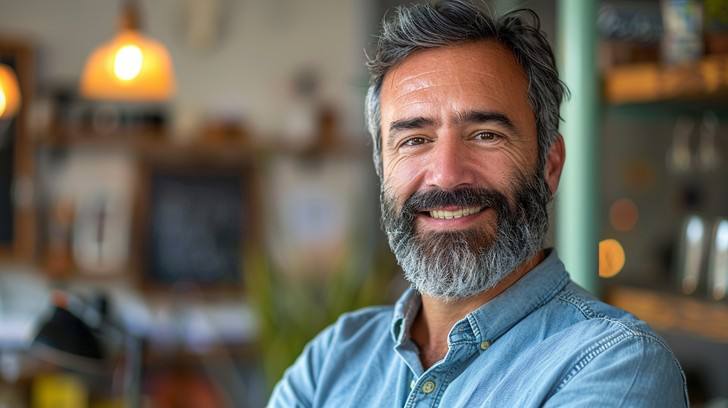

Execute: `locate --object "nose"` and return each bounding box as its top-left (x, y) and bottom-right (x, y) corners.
top-left (424, 135), bottom-right (475, 190)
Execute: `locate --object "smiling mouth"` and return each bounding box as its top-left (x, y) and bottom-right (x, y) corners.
top-left (422, 206), bottom-right (485, 220)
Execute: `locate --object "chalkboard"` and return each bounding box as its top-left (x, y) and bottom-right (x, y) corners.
top-left (146, 170), bottom-right (246, 286)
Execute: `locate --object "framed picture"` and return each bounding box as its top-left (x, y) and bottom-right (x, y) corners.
top-left (0, 39), bottom-right (35, 260)
top-left (134, 154), bottom-right (256, 292)
top-left (263, 153), bottom-right (374, 278)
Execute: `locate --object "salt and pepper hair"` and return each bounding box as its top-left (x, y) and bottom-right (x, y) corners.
top-left (365, 0), bottom-right (568, 177)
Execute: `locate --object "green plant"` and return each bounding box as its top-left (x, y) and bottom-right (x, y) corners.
top-left (246, 243), bottom-right (397, 392)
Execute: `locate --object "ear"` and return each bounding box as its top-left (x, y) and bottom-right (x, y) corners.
top-left (544, 134), bottom-right (565, 195)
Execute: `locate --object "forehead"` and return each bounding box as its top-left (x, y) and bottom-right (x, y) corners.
top-left (379, 40), bottom-right (532, 128)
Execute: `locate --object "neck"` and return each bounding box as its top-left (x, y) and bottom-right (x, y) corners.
top-left (411, 250), bottom-right (545, 370)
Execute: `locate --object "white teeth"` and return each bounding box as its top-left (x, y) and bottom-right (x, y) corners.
top-left (429, 206), bottom-right (482, 220)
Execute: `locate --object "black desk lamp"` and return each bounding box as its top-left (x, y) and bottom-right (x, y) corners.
top-left (33, 300), bottom-right (104, 361)
top-left (31, 290), bottom-right (141, 407)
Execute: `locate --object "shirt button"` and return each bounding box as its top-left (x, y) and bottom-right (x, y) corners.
top-left (479, 340), bottom-right (491, 350)
top-left (422, 380), bottom-right (436, 394)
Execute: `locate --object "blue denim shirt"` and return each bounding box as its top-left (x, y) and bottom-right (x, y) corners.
top-left (269, 250), bottom-right (689, 407)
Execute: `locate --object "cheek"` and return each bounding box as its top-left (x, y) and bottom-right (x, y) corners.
top-left (471, 152), bottom-right (525, 190)
top-left (495, 141), bottom-right (536, 171)
top-left (382, 154), bottom-right (425, 202)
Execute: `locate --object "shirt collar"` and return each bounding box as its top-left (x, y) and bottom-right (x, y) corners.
top-left (391, 286), bottom-right (420, 344)
top-left (390, 249), bottom-right (570, 345)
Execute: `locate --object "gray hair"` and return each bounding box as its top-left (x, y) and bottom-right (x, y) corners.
top-left (365, 0), bottom-right (568, 177)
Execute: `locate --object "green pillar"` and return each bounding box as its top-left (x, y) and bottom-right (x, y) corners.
top-left (556, 0), bottom-right (599, 294)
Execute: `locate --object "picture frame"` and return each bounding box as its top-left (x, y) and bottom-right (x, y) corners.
top-left (0, 38), bottom-right (35, 261)
top-left (134, 152), bottom-right (257, 293)
top-left (262, 153), bottom-right (374, 278)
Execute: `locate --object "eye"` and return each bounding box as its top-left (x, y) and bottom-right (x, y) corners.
top-left (402, 136), bottom-right (428, 147)
top-left (472, 131), bottom-right (500, 141)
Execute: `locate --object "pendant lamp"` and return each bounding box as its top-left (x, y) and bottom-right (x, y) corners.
top-left (80, 1), bottom-right (175, 102)
top-left (0, 63), bottom-right (21, 119)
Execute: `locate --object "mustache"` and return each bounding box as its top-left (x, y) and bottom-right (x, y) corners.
top-left (401, 187), bottom-right (511, 216)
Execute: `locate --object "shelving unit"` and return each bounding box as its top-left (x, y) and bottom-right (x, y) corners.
top-left (600, 48), bottom-right (728, 399)
top-left (604, 54), bottom-right (728, 104)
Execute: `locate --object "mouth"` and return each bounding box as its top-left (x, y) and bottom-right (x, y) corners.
top-left (420, 206), bottom-right (486, 220)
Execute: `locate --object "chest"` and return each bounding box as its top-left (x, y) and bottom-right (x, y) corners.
top-left (313, 336), bottom-right (573, 408)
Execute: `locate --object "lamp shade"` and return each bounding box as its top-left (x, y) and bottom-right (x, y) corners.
top-left (80, 29), bottom-right (175, 102)
top-left (0, 63), bottom-right (22, 119)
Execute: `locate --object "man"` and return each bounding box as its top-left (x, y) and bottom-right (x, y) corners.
top-left (269, 1), bottom-right (688, 406)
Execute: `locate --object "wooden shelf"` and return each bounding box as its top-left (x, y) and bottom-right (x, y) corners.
top-left (35, 127), bottom-right (369, 160)
top-left (604, 54), bottom-right (728, 104)
top-left (604, 285), bottom-right (728, 344)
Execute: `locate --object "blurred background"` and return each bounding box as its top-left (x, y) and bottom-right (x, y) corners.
top-left (0, 0), bottom-right (726, 407)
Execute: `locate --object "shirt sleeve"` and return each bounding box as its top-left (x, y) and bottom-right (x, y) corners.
top-left (267, 323), bottom-right (337, 408)
top-left (543, 333), bottom-right (689, 408)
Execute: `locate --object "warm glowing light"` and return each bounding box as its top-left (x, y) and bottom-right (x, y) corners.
top-left (599, 239), bottom-right (625, 278)
top-left (0, 64), bottom-right (21, 119)
top-left (113, 44), bottom-right (143, 81)
top-left (609, 198), bottom-right (639, 232)
top-left (80, 30), bottom-right (175, 101)
top-left (0, 87), bottom-right (6, 117)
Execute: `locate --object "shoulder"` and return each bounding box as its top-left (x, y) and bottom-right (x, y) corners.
top-left (326, 305), bottom-right (394, 342)
top-left (542, 282), bottom-right (688, 405)
top-left (299, 305), bottom-right (394, 354)
top-left (336, 304), bottom-right (393, 325)
top-left (552, 282), bottom-right (669, 346)
top-left (268, 305), bottom-right (394, 407)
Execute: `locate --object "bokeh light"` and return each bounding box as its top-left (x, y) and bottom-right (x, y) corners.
top-left (609, 198), bottom-right (639, 232)
top-left (599, 238), bottom-right (626, 278)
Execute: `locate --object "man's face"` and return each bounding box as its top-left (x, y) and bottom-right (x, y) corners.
top-left (379, 40), bottom-right (555, 300)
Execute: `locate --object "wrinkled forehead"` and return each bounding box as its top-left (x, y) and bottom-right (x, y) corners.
top-left (379, 40), bottom-right (532, 123)
top-left (384, 41), bottom-right (522, 81)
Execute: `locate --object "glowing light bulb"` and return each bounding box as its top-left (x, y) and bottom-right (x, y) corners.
top-left (113, 44), bottom-right (143, 81)
top-left (0, 86), bottom-right (6, 117)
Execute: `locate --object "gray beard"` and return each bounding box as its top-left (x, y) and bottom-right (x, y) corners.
top-left (380, 173), bottom-right (551, 301)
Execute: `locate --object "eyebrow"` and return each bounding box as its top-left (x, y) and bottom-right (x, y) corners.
top-left (454, 110), bottom-right (517, 133)
top-left (386, 117), bottom-right (439, 149)
top-left (386, 110), bottom-right (518, 148)
top-left (388, 117), bottom-right (438, 135)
